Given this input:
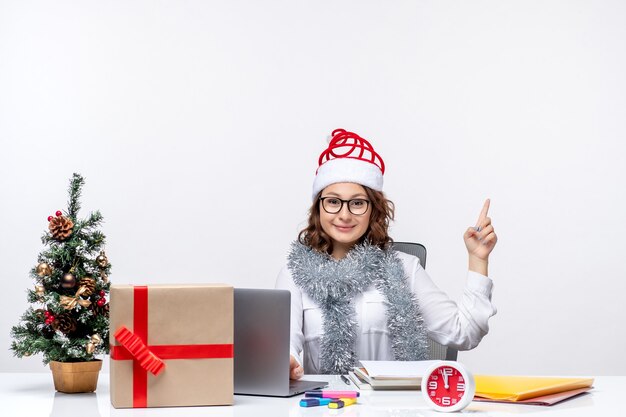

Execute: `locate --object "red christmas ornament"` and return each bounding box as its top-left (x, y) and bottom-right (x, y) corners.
top-left (99, 290), bottom-right (105, 297)
top-left (44, 310), bottom-right (55, 324)
top-left (47, 216), bottom-right (53, 221)
top-left (55, 210), bottom-right (62, 217)
top-left (97, 298), bottom-right (106, 307)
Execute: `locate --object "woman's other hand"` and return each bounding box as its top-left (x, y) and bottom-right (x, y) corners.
top-left (290, 354), bottom-right (304, 380)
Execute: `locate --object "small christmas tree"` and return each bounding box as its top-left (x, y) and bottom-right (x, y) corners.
top-left (11, 173), bottom-right (111, 364)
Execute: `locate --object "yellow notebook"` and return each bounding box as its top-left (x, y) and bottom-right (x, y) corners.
top-left (474, 375), bottom-right (594, 401)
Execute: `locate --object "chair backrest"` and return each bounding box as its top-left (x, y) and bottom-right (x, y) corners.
top-left (391, 241), bottom-right (458, 361)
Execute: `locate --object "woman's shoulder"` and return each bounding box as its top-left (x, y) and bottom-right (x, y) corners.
top-left (390, 249), bottom-right (422, 270)
top-left (275, 263), bottom-right (295, 288)
top-left (278, 261), bottom-right (296, 276)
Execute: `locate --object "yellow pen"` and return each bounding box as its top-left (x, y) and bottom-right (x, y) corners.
top-left (328, 397), bottom-right (357, 409)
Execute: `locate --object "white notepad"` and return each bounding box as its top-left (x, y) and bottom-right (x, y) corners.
top-left (359, 360), bottom-right (441, 379)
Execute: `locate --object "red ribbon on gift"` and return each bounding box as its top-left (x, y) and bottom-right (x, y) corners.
top-left (110, 286), bottom-right (234, 408)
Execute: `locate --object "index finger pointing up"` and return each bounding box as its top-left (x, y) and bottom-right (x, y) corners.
top-left (475, 199), bottom-right (491, 227)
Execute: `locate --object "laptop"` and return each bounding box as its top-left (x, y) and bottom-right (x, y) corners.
top-left (234, 288), bottom-right (328, 396)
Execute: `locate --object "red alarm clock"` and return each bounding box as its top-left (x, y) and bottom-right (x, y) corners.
top-left (421, 361), bottom-right (476, 412)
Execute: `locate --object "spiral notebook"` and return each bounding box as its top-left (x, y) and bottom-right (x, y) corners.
top-left (350, 360), bottom-right (440, 390)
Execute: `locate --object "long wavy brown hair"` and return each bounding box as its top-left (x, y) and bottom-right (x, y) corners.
top-left (298, 186), bottom-right (395, 255)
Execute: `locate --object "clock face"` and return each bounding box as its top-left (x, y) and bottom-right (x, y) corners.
top-left (422, 362), bottom-right (475, 412)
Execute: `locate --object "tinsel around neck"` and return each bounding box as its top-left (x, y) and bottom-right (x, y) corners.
top-left (288, 241), bottom-right (429, 374)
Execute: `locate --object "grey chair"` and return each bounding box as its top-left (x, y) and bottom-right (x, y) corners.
top-left (392, 241), bottom-right (458, 361)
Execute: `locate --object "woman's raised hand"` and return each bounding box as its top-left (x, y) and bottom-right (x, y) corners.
top-left (464, 199), bottom-right (497, 264)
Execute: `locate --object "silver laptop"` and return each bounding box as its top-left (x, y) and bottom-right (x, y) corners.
top-left (234, 288), bottom-right (328, 396)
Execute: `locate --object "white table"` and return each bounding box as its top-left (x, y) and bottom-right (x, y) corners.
top-left (0, 373), bottom-right (621, 417)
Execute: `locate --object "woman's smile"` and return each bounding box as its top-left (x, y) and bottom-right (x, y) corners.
top-left (333, 224), bottom-right (355, 233)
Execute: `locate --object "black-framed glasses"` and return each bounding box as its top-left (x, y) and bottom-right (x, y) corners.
top-left (319, 197), bottom-right (371, 215)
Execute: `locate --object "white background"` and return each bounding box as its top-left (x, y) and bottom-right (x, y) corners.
top-left (1, 1), bottom-right (625, 376)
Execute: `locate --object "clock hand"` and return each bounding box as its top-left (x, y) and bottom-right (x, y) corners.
top-left (442, 369), bottom-right (449, 389)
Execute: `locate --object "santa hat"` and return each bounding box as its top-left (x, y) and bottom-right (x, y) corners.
top-left (312, 128), bottom-right (385, 200)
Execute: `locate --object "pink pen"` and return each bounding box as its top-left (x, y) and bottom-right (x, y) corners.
top-left (305, 390), bottom-right (360, 398)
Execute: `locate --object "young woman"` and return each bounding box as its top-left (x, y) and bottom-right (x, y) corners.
top-left (275, 129), bottom-right (497, 379)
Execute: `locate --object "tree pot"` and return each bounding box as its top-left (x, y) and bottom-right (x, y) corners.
top-left (49, 359), bottom-right (102, 393)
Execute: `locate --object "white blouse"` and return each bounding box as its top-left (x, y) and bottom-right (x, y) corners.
top-left (274, 251), bottom-right (497, 374)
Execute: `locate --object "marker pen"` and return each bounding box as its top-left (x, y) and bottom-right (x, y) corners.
top-left (305, 390), bottom-right (360, 398)
top-left (328, 398), bottom-right (357, 409)
top-left (299, 398), bottom-right (332, 407)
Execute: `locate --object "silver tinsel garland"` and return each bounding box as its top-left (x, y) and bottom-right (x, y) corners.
top-left (288, 241), bottom-right (429, 374)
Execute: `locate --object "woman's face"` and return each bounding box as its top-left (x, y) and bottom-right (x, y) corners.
top-left (319, 182), bottom-right (371, 256)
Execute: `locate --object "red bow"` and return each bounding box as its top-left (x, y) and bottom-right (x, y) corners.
top-left (114, 326), bottom-right (165, 376)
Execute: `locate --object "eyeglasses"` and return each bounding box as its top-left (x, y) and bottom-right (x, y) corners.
top-left (319, 197), bottom-right (371, 215)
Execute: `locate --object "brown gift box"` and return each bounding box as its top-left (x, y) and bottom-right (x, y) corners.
top-left (109, 284), bottom-right (233, 408)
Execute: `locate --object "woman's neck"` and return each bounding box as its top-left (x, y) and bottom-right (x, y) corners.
top-left (331, 243), bottom-right (352, 260)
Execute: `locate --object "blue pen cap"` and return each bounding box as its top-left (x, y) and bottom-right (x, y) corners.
top-left (300, 398), bottom-right (332, 407)
top-left (300, 398), bottom-right (321, 407)
top-left (304, 391), bottom-right (323, 398)
top-left (300, 398), bottom-right (331, 407)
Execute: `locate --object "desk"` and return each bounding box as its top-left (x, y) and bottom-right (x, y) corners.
top-left (0, 373), bottom-right (620, 417)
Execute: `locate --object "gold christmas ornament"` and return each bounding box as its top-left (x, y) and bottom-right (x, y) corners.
top-left (85, 342), bottom-right (95, 354)
top-left (59, 286), bottom-right (92, 310)
top-left (90, 334), bottom-right (102, 345)
top-left (35, 285), bottom-right (45, 297)
top-left (36, 262), bottom-right (52, 277)
top-left (61, 273), bottom-right (76, 289)
top-left (96, 251), bottom-right (108, 268)
top-left (48, 216), bottom-right (74, 241)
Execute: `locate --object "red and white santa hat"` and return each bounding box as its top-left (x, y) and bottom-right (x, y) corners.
top-left (312, 128), bottom-right (385, 200)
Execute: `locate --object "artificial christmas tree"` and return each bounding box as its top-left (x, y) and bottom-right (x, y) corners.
top-left (10, 173), bottom-right (111, 392)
